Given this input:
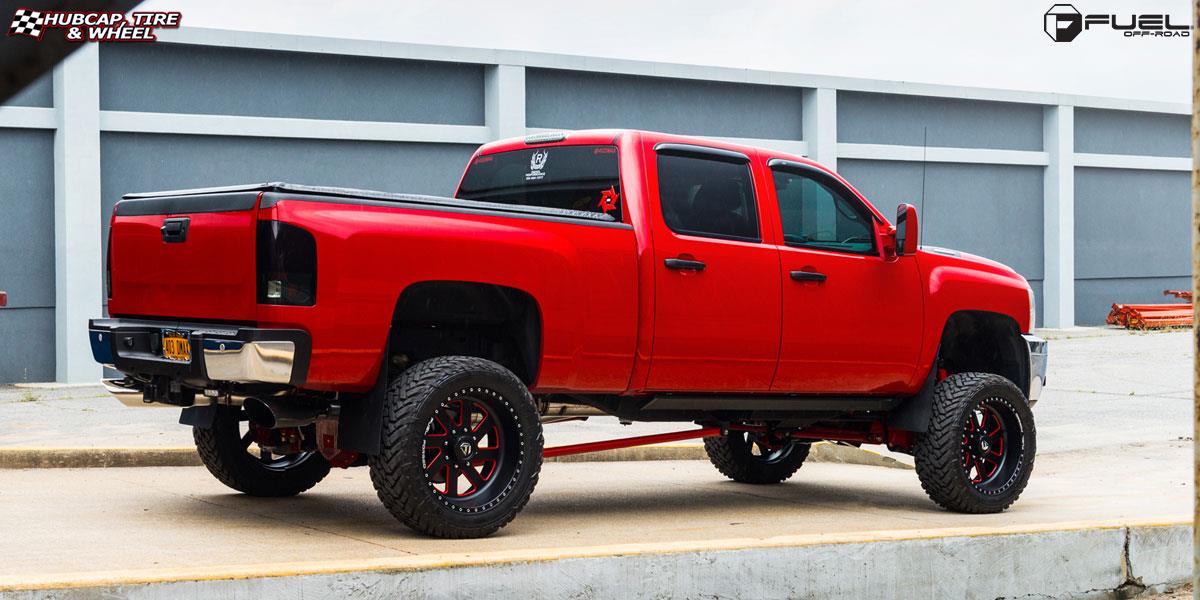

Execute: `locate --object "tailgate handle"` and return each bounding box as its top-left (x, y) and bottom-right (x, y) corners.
top-left (161, 218), bottom-right (189, 243)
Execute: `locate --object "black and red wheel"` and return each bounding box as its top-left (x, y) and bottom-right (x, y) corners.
top-left (914, 372), bottom-right (1035, 513)
top-left (421, 390), bottom-right (520, 509)
top-left (193, 404), bottom-right (330, 497)
top-left (704, 428), bottom-right (811, 484)
top-left (369, 356), bottom-right (542, 538)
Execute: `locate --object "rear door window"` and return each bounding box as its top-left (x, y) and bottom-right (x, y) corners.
top-left (656, 151), bottom-right (760, 242)
top-left (457, 145), bottom-right (622, 221)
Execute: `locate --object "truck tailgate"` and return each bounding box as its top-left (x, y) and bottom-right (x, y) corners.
top-left (107, 190), bottom-right (261, 322)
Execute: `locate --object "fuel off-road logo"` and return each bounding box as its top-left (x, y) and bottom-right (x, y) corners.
top-left (1044, 4), bottom-right (1189, 42)
top-left (8, 7), bottom-right (180, 42)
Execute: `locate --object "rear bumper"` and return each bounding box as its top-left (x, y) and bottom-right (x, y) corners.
top-left (1023, 333), bottom-right (1047, 405)
top-left (88, 318), bottom-right (311, 387)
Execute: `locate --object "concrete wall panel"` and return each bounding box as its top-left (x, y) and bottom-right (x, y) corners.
top-left (1129, 524), bottom-right (1193, 586)
top-left (526, 68), bottom-right (803, 139)
top-left (1075, 168), bottom-right (1189, 280)
top-left (4, 72), bottom-right (52, 108)
top-left (0, 129), bottom-right (55, 382)
top-left (837, 159), bottom-right (1044, 285)
top-left (838, 92), bottom-right (1043, 151)
top-left (99, 44), bottom-right (485, 125)
top-left (0, 308), bottom-right (55, 383)
top-left (1076, 108), bottom-right (1189, 158)
top-left (1076, 276), bottom-right (1191, 326)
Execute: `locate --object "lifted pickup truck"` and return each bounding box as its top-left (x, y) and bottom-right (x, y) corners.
top-left (92, 129), bottom-right (1046, 538)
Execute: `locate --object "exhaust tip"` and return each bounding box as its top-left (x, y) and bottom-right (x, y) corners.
top-left (242, 397), bottom-right (277, 429)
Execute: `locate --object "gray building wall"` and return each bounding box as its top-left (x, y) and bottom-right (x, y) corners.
top-left (99, 44), bottom-right (485, 124)
top-left (1075, 108), bottom-right (1190, 158)
top-left (838, 92), bottom-right (1043, 151)
top-left (526, 68), bottom-right (804, 139)
top-left (0, 126), bottom-right (56, 382)
top-left (5, 74), bottom-right (52, 108)
top-left (1072, 107), bottom-right (1191, 323)
top-left (838, 160), bottom-right (1046, 325)
top-left (0, 37), bottom-right (1191, 382)
top-left (1074, 167), bottom-right (1191, 321)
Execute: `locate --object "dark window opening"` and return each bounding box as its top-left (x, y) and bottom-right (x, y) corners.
top-left (457, 144), bottom-right (622, 221)
top-left (656, 152), bottom-right (759, 242)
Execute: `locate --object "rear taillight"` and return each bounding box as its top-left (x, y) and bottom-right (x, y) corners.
top-left (105, 225), bottom-right (112, 299)
top-left (256, 220), bottom-right (317, 306)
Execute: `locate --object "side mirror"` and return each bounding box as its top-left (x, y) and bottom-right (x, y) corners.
top-left (895, 203), bottom-right (919, 256)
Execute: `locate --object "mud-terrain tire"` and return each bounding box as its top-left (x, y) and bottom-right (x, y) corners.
top-left (369, 356), bottom-right (543, 538)
top-left (914, 372), bottom-right (1035, 513)
top-left (193, 404), bottom-right (330, 497)
top-left (704, 430), bottom-right (811, 484)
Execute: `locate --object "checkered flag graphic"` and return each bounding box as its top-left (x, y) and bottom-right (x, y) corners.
top-left (8, 8), bottom-right (45, 38)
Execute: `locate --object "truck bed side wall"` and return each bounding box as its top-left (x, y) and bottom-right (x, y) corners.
top-left (256, 199), bottom-right (640, 393)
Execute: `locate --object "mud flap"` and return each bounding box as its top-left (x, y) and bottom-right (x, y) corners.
top-left (885, 367), bottom-right (937, 433)
top-left (179, 404), bottom-right (217, 429)
top-left (337, 358), bottom-right (388, 455)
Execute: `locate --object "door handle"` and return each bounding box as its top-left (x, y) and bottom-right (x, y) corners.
top-left (789, 270), bottom-right (827, 282)
top-left (664, 258), bottom-right (706, 271)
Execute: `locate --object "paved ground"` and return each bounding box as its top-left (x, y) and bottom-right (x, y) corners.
top-left (1, 327), bottom-right (1190, 456)
top-left (0, 327), bottom-right (1192, 589)
top-left (0, 448), bottom-right (1189, 583)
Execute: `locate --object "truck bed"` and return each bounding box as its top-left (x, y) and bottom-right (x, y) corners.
top-left (118, 182), bottom-right (619, 224)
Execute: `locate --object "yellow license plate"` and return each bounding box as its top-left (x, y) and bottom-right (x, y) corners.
top-left (161, 332), bottom-right (191, 362)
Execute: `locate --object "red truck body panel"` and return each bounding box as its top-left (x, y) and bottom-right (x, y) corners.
top-left (636, 137), bottom-right (780, 392)
top-left (253, 198), bottom-right (640, 392)
top-left (106, 129), bottom-right (1033, 397)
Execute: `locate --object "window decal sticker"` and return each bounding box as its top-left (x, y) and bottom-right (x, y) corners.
top-left (598, 186), bottom-right (620, 215)
top-left (525, 149), bottom-right (549, 181)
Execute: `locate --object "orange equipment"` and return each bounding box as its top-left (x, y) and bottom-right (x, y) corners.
top-left (1106, 290), bottom-right (1193, 330)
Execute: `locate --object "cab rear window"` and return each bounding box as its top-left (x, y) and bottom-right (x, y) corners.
top-left (456, 145), bottom-right (622, 222)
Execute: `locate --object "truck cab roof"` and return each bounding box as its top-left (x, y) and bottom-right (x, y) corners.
top-left (474, 128), bottom-right (887, 226)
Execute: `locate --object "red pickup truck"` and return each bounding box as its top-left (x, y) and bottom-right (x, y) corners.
top-left (91, 129), bottom-right (1046, 538)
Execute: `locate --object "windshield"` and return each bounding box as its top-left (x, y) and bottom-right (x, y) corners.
top-left (456, 144), bottom-right (622, 222)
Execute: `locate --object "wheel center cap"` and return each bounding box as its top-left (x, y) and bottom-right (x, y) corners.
top-left (979, 439), bottom-right (990, 453)
top-left (454, 437), bottom-right (475, 460)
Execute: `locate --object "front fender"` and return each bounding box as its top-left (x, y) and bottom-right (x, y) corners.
top-left (915, 252), bottom-right (1032, 380)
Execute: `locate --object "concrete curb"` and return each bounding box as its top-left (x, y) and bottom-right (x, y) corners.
top-left (0, 521), bottom-right (1188, 599)
top-left (0, 447), bottom-right (202, 469)
top-left (0, 442), bottom-right (912, 470)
